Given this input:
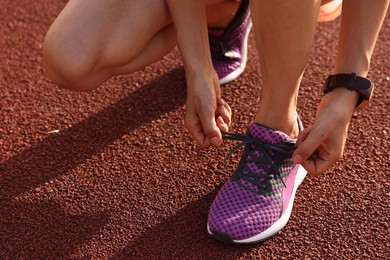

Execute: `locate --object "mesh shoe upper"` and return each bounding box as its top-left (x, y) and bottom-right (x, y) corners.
top-left (208, 0), bottom-right (252, 84)
top-left (208, 123), bottom-right (299, 241)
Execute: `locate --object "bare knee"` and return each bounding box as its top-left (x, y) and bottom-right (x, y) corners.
top-left (43, 30), bottom-right (107, 92)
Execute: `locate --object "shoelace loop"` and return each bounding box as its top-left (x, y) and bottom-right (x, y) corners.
top-left (222, 131), bottom-right (296, 191)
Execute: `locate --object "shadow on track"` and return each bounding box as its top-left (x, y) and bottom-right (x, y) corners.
top-left (0, 200), bottom-right (110, 258)
top-left (114, 189), bottom-right (255, 259)
top-left (0, 67), bottom-right (186, 255)
top-left (0, 67), bottom-right (186, 204)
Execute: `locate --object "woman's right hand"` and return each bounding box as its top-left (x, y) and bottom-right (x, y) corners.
top-left (293, 87), bottom-right (359, 176)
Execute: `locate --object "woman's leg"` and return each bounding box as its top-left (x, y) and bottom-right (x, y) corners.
top-left (43, 0), bottom-right (177, 92)
top-left (249, 0), bottom-right (323, 138)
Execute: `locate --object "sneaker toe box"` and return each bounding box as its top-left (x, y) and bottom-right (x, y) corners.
top-left (207, 180), bottom-right (282, 241)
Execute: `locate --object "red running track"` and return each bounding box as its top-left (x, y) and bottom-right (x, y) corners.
top-left (0, 1), bottom-right (389, 259)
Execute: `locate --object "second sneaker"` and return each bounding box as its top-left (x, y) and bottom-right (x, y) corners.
top-left (208, 0), bottom-right (252, 85)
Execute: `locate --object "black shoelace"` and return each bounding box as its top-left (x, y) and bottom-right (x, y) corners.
top-left (222, 131), bottom-right (296, 193)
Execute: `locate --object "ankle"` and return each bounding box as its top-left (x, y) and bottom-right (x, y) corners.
top-left (253, 112), bottom-right (300, 139)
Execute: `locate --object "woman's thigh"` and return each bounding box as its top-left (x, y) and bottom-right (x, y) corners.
top-left (44, 0), bottom-right (175, 89)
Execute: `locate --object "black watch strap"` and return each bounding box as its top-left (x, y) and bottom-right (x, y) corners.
top-left (323, 73), bottom-right (373, 108)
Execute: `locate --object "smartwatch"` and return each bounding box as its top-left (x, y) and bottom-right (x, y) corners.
top-left (323, 73), bottom-right (374, 110)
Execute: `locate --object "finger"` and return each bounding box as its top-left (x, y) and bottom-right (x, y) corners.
top-left (218, 104), bottom-right (231, 127)
top-left (200, 110), bottom-right (223, 147)
top-left (296, 127), bottom-right (310, 147)
top-left (225, 102), bottom-right (232, 116)
top-left (217, 98), bottom-right (225, 106)
top-left (216, 116), bottom-right (229, 133)
top-left (193, 128), bottom-right (213, 147)
top-left (206, 122), bottom-right (223, 146)
top-left (300, 156), bottom-right (329, 177)
top-left (218, 98), bottom-right (232, 116)
top-left (300, 157), bottom-right (317, 175)
top-left (292, 127), bottom-right (324, 164)
top-left (184, 118), bottom-right (212, 148)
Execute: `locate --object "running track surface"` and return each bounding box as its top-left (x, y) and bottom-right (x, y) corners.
top-left (1, 1), bottom-right (389, 259)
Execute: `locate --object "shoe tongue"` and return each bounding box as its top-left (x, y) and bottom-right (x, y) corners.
top-left (208, 27), bottom-right (225, 37)
top-left (249, 123), bottom-right (290, 144)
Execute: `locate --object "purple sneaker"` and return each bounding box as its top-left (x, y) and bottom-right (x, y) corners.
top-left (208, 0), bottom-right (252, 85)
top-left (207, 122), bottom-right (307, 244)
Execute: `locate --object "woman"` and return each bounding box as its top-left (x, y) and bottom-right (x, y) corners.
top-left (43, 0), bottom-right (389, 244)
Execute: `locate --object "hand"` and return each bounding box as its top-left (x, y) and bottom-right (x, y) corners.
top-left (292, 88), bottom-right (359, 176)
top-left (184, 70), bottom-right (232, 148)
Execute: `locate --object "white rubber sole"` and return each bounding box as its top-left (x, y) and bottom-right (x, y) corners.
top-left (207, 165), bottom-right (307, 244)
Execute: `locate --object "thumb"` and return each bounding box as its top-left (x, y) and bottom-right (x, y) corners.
top-left (202, 114), bottom-right (222, 146)
top-left (293, 128), bottom-right (323, 164)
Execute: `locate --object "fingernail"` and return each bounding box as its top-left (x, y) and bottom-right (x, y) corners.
top-left (211, 137), bottom-right (220, 146)
top-left (293, 154), bottom-right (303, 164)
top-left (218, 106), bottom-right (225, 114)
top-left (218, 99), bottom-right (226, 106)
